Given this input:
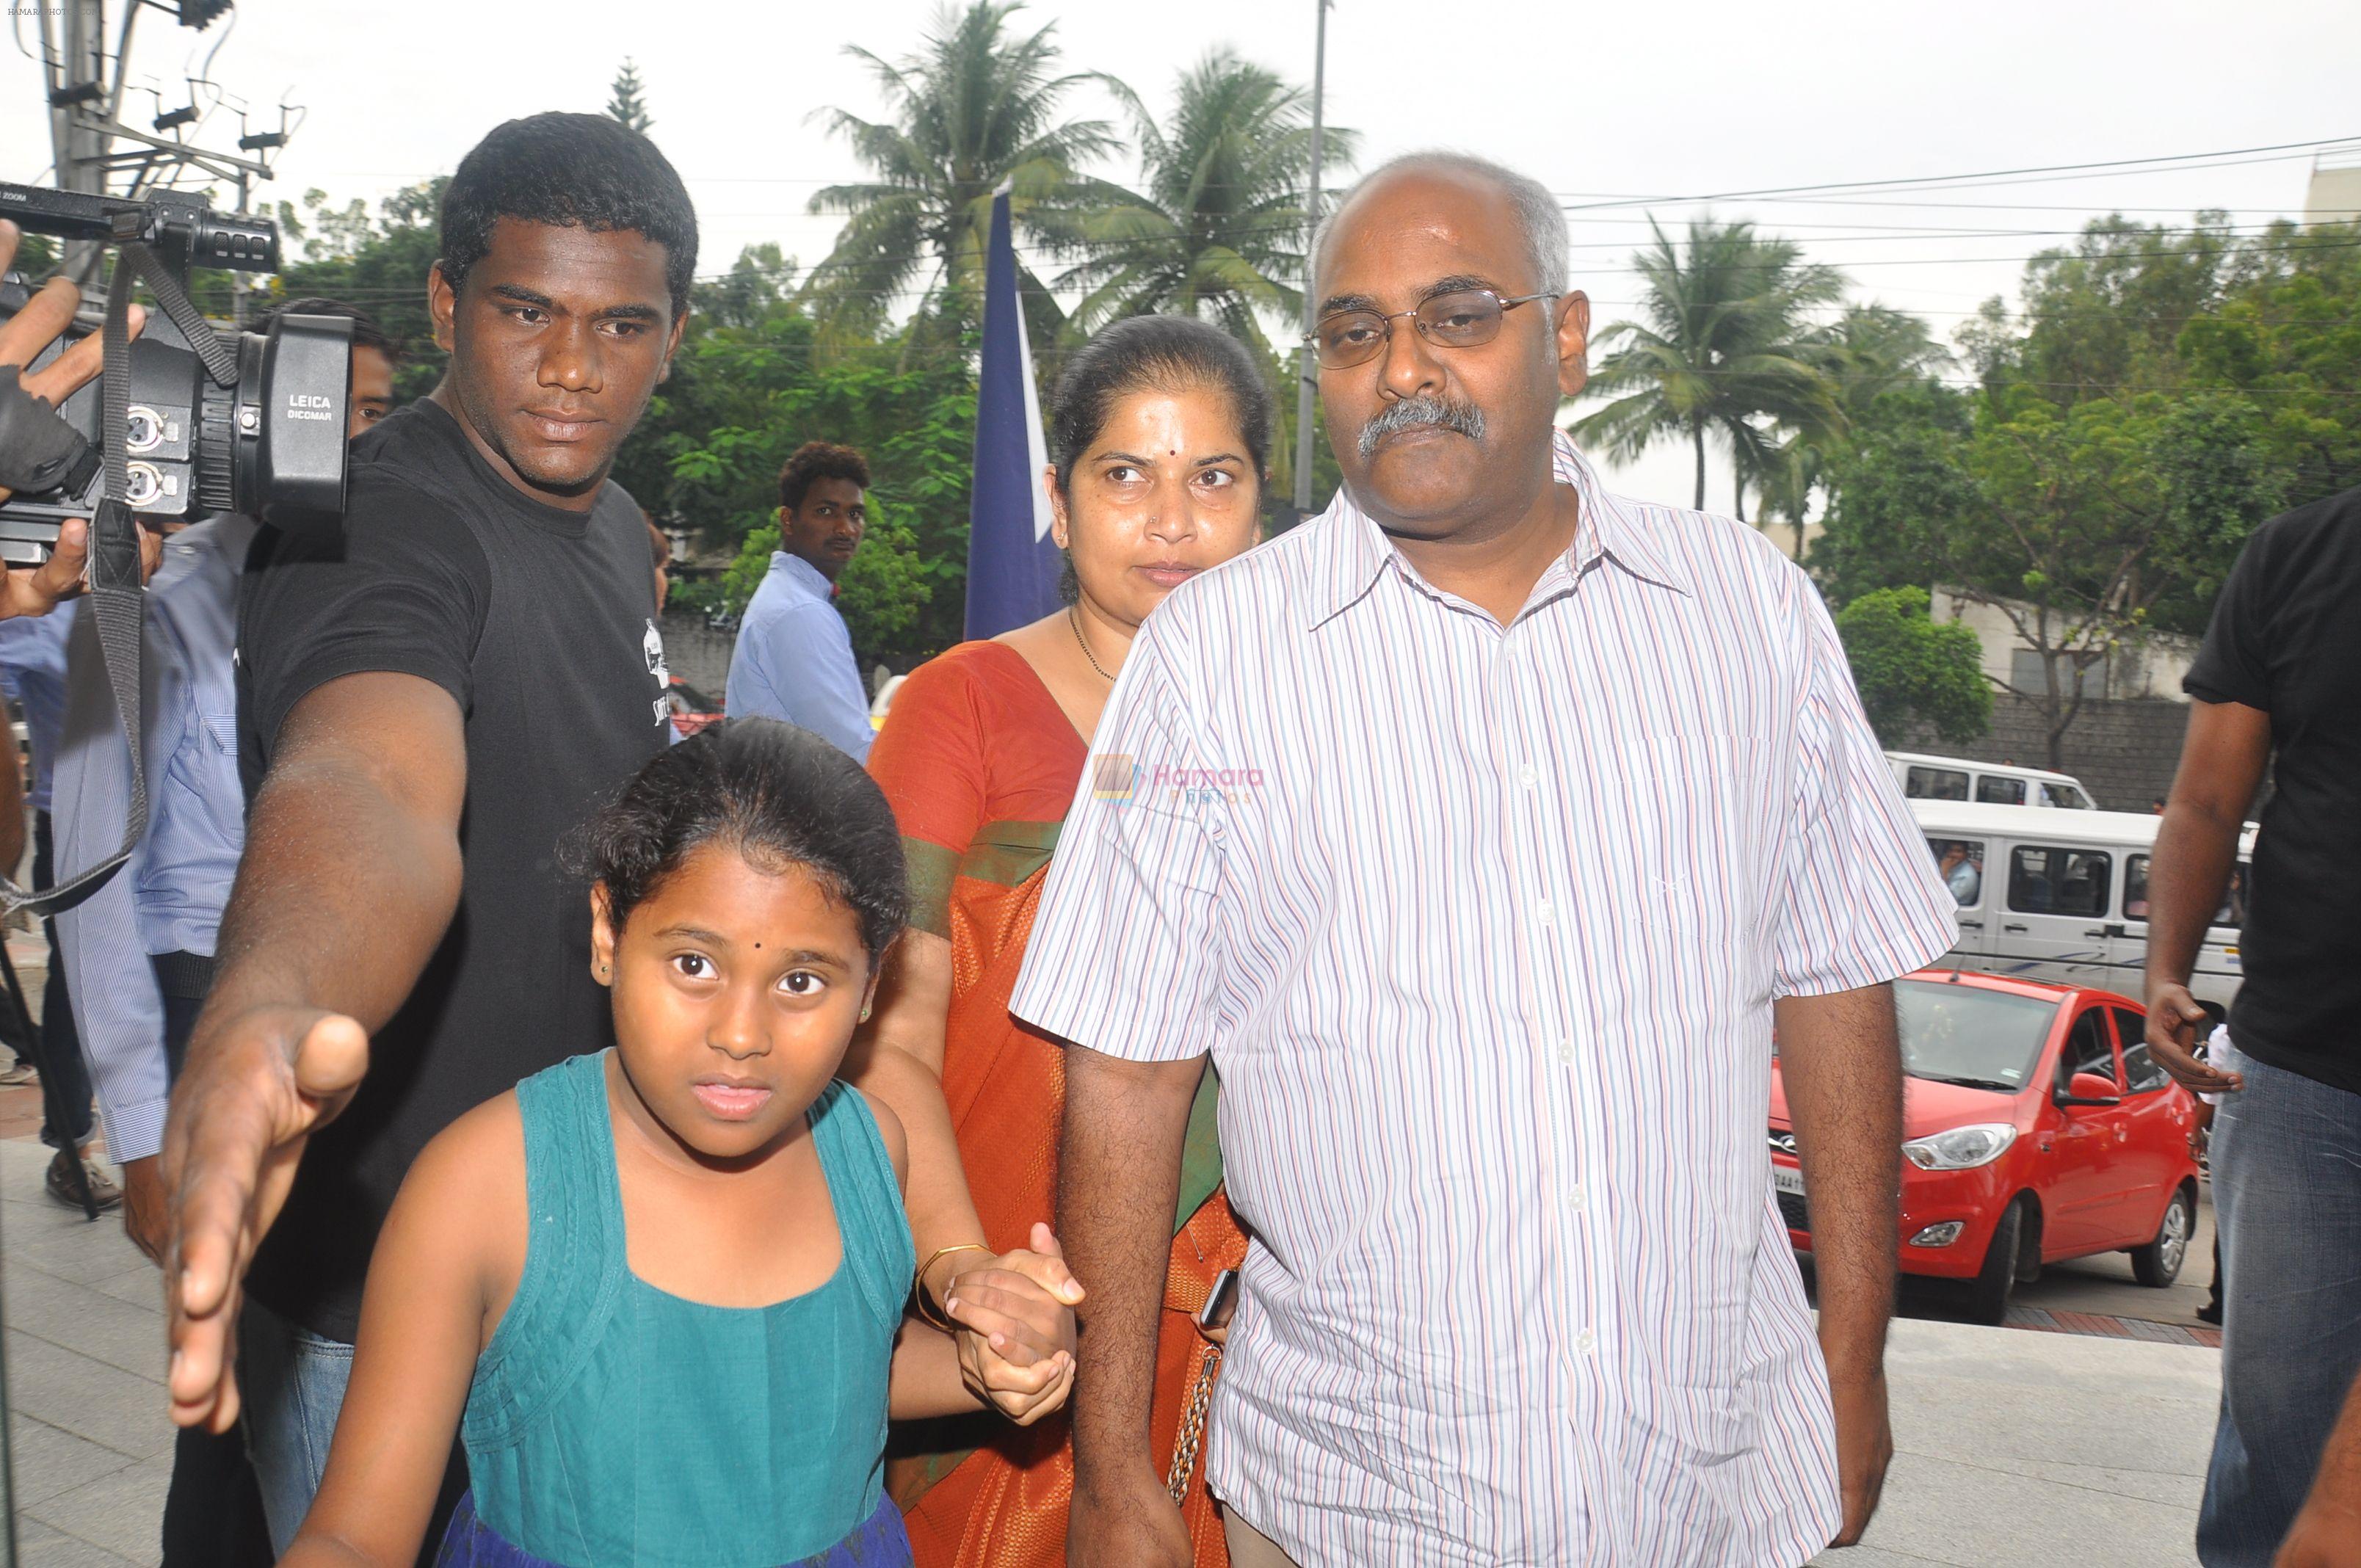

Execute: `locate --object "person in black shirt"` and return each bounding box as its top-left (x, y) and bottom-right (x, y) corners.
top-left (156, 112), bottom-right (694, 1550)
top-left (2144, 482), bottom-right (2361, 1565)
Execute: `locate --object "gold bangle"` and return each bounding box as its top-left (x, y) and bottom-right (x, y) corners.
top-left (913, 1241), bottom-right (994, 1331)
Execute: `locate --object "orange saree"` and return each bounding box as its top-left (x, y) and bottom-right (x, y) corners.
top-left (868, 641), bottom-right (1247, 1568)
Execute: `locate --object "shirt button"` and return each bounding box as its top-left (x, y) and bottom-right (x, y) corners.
top-left (1518, 763), bottom-right (1539, 789)
top-left (1566, 1184), bottom-right (1588, 1213)
top-left (1556, 1038), bottom-right (1574, 1066)
top-left (1537, 900), bottom-right (1556, 927)
top-left (1575, 1327), bottom-right (1597, 1354)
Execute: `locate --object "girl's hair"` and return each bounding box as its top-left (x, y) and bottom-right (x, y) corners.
top-left (574, 719), bottom-right (907, 962)
top-left (1046, 315), bottom-right (1277, 602)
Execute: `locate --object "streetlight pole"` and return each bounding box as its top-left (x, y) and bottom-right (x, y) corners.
top-left (1291, 0), bottom-right (1330, 518)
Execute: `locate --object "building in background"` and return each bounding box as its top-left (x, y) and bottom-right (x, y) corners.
top-left (1932, 588), bottom-right (2199, 704)
top-left (2305, 144), bottom-right (2361, 225)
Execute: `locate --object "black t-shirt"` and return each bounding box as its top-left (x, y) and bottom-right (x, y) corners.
top-left (2183, 483), bottom-right (2361, 1092)
top-left (236, 399), bottom-right (669, 1340)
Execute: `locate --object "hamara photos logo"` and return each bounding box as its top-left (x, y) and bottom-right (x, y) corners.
top-left (1092, 754), bottom-right (1267, 808)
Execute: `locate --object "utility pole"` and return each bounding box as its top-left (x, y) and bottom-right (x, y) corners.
top-left (35, 0), bottom-right (288, 290)
top-left (1291, 0), bottom-right (1331, 518)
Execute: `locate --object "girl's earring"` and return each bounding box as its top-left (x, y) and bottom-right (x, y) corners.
top-left (860, 1004), bottom-right (873, 1023)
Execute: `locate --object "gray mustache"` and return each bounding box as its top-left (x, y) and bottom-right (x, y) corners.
top-left (1357, 395), bottom-right (1487, 460)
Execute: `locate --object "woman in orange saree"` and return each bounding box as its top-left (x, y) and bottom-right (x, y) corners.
top-left (856, 316), bottom-right (1273, 1568)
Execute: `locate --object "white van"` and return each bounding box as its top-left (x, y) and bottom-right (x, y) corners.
top-left (1908, 799), bottom-right (2253, 1020)
top-left (1887, 751), bottom-right (2097, 810)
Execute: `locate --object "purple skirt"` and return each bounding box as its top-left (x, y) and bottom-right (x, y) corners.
top-left (436, 1490), bottom-right (914, 1568)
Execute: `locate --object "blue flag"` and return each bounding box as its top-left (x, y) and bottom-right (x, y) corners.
top-left (965, 184), bottom-right (1064, 640)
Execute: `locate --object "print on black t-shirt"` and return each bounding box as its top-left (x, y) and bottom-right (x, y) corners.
top-left (235, 399), bottom-right (667, 1341)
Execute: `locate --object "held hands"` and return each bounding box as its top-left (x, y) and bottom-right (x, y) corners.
top-left (937, 1222), bottom-right (1084, 1426)
top-left (2141, 981), bottom-right (2242, 1097)
top-left (161, 1006), bottom-right (370, 1431)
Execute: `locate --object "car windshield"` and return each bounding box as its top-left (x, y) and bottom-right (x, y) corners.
top-left (1895, 979), bottom-right (2056, 1092)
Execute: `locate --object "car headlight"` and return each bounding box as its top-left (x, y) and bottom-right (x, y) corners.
top-left (1902, 1123), bottom-right (2017, 1171)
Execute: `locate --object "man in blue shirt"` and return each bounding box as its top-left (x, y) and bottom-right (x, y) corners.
top-left (725, 440), bottom-right (875, 760)
top-left (51, 298), bottom-right (394, 1565)
top-left (0, 601), bottom-right (114, 1209)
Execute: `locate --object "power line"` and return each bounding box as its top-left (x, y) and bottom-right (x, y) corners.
top-left (1559, 135), bottom-right (2360, 213)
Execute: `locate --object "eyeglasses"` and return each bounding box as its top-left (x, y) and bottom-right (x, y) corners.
top-left (1307, 288), bottom-right (1560, 370)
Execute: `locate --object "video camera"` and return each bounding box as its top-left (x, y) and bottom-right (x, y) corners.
top-left (0, 181), bottom-right (351, 562)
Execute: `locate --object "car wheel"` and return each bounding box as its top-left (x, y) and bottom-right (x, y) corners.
top-left (2132, 1185), bottom-right (2195, 1288)
top-left (1963, 1199), bottom-right (2025, 1326)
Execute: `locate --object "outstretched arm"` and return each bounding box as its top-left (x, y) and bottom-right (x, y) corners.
top-left (1778, 983), bottom-right (1904, 1549)
top-left (1060, 1045), bottom-right (1205, 1568)
top-left (162, 671), bottom-right (467, 1431)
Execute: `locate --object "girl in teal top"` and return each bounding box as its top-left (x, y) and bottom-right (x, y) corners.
top-left (281, 720), bottom-right (1078, 1568)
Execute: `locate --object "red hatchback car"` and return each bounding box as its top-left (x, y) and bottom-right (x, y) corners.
top-left (1769, 969), bottom-right (2202, 1324)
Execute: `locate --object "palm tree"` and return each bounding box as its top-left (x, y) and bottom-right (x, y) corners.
top-left (1053, 50), bottom-right (1352, 500)
top-left (1755, 304), bottom-right (1953, 558)
top-left (802, 1), bottom-right (1130, 342)
top-left (1057, 50), bottom-right (1353, 357)
top-left (1571, 217), bottom-right (1845, 518)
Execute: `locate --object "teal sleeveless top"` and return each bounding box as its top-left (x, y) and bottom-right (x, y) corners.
top-left (461, 1053), bottom-right (915, 1567)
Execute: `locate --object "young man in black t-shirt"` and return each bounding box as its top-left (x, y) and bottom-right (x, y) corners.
top-left (2144, 482), bottom-right (2361, 1565)
top-left (155, 112), bottom-right (694, 1548)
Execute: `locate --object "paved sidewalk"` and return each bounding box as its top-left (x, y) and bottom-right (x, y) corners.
top-left (1815, 1316), bottom-right (2216, 1567)
top-left (0, 1134), bottom-right (162, 1567)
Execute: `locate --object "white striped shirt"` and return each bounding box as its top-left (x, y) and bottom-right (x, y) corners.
top-left (1011, 435), bottom-right (1956, 1566)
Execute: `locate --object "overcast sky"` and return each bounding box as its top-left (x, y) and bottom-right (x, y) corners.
top-left (7, 0), bottom-right (2358, 509)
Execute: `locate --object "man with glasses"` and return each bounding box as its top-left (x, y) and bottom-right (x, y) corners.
top-left (1025, 151), bottom-right (1956, 1566)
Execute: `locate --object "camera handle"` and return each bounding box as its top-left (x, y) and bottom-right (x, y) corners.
top-left (0, 242), bottom-right (236, 920)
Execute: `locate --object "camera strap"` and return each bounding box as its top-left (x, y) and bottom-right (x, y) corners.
top-left (0, 244), bottom-right (236, 920)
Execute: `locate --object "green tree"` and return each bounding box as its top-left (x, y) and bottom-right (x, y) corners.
top-left (1570, 217), bottom-right (1845, 517)
top-left (802, 1), bottom-right (1129, 345)
top-left (1807, 379), bottom-right (1978, 606)
top-left (1833, 587), bottom-right (1990, 747)
top-left (271, 180), bottom-right (449, 402)
top-left (1853, 389), bottom-right (2277, 766)
top-left (607, 59), bottom-right (655, 133)
top-left (1755, 304), bottom-right (1951, 557)
top-left (636, 291), bottom-right (979, 664)
top-left (2176, 218), bottom-right (2361, 504)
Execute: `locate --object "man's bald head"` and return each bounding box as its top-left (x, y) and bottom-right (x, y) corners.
top-left (1312, 152), bottom-right (1567, 301)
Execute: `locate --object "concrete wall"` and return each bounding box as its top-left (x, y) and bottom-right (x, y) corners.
top-left (1896, 694), bottom-right (2194, 812)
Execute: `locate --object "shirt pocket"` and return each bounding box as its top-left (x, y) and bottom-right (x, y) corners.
top-left (1573, 731), bottom-right (1774, 1011)
top-left (189, 705), bottom-right (246, 846)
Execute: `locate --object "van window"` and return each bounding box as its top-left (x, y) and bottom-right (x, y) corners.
top-left (2039, 781), bottom-right (2094, 809)
top-left (1976, 774), bottom-right (2027, 805)
top-left (1907, 766), bottom-right (1970, 802)
top-left (1924, 837), bottom-right (1987, 907)
top-left (2125, 854), bottom-right (2246, 928)
top-left (2009, 845), bottom-right (2112, 918)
